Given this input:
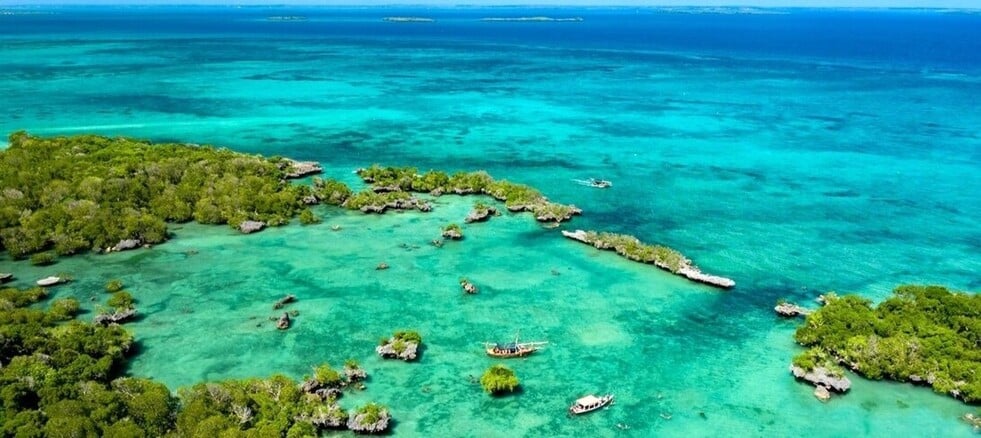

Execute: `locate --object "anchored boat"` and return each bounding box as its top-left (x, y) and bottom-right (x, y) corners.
top-left (484, 332), bottom-right (547, 358)
top-left (569, 394), bottom-right (614, 415)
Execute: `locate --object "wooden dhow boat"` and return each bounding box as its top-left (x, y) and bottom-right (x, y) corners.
top-left (484, 332), bottom-right (547, 358)
top-left (569, 394), bottom-right (614, 415)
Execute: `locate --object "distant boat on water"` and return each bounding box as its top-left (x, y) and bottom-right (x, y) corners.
top-left (484, 332), bottom-right (548, 358)
top-left (573, 178), bottom-right (612, 188)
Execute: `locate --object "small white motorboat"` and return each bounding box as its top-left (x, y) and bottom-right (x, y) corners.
top-left (569, 394), bottom-right (614, 415)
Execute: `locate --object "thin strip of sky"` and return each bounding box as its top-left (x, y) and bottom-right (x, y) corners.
top-left (2, 1), bottom-right (980, 8)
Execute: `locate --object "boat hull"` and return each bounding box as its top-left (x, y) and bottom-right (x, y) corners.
top-left (485, 347), bottom-right (536, 358)
top-left (569, 395), bottom-right (614, 415)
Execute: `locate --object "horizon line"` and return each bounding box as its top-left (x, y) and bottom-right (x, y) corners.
top-left (3, 3), bottom-right (981, 8)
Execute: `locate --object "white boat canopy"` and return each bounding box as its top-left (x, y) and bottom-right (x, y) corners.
top-left (576, 395), bottom-right (603, 406)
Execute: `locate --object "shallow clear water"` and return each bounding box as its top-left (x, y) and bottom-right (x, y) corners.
top-left (1, 6), bottom-right (979, 436)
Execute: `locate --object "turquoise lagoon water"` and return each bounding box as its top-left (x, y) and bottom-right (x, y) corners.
top-left (1, 6), bottom-right (979, 436)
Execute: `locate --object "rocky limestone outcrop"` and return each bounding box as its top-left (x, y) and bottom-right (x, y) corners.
top-left (281, 159), bottom-right (323, 179)
top-left (112, 239), bottom-right (142, 252)
top-left (791, 365), bottom-right (852, 394)
top-left (301, 378), bottom-right (342, 401)
top-left (344, 365), bottom-right (368, 383)
top-left (357, 197), bottom-right (431, 214)
top-left (775, 302), bottom-right (810, 318)
top-left (297, 403), bottom-right (348, 429)
top-left (442, 227), bottom-right (463, 240)
top-left (460, 279), bottom-right (478, 294)
top-left (347, 408), bottom-right (391, 434)
top-left (239, 220), bottom-right (266, 234)
top-left (273, 294), bottom-right (296, 310)
top-left (94, 308), bottom-right (137, 326)
top-left (376, 338), bottom-right (419, 361)
top-left (276, 312), bottom-right (291, 330)
top-left (813, 385), bottom-right (831, 402)
top-left (534, 205), bottom-right (582, 223)
top-left (465, 206), bottom-right (497, 223)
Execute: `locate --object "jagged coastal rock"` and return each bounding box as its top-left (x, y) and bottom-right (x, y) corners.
top-left (775, 302), bottom-right (810, 317)
top-left (344, 364), bottom-right (368, 383)
top-left (94, 308), bottom-right (137, 325)
top-left (280, 158), bottom-right (323, 179)
top-left (276, 312), bottom-right (291, 330)
top-left (442, 224), bottom-right (463, 240)
top-left (347, 405), bottom-right (391, 434)
top-left (299, 403), bottom-right (348, 429)
top-left (273, 294), bottom-right (296, 309)
top-left (376, 339), bottom-right (418, 361)
top-left (814, 385), bottom-right (832, 402)
top-left (301, 378), bottom-right (342, 401)
top-left (112, 238), bottom-right (142, 252)
top-left (790, 365), bottom-right (852, 394)
top-left (561, 229), bottom-right (735, 289)
top-left (376, 331), bottom-right (422, 361)
top-left (36, 276), bottom-right (65, 287)
top-left (239, 220), bottom-right (266, 234)
top-left (465, 205), bottom-right (497, 223)
top-left (354, 196), bottom-right (431, 214)
top-left (460, 278), bottom-right (478, 294)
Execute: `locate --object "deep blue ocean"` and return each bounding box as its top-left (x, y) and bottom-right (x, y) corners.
top-left (4, 6), bottom-right (981, 70)
top-left (1, 6), bottom-right (979, 436)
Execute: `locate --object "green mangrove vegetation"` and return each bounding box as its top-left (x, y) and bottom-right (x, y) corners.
top-left (568, 230), bottom-right (687, 272)
top-left (28, 252), bottom-right (56, 266)
top-left (0, 284), bottom-right (392, 436)
top-left (480, 364), bottom-right (520, 395)
top-left (0, 132), bottom-right (313, 258)
top-left (105, 279), bottom-right (124, 293)
top-left (298, 208), bottom-right (321, 225)
top-left (793, 285), bottom-right (981, 402)
top-left (355, 165), bottom-right (581, 222)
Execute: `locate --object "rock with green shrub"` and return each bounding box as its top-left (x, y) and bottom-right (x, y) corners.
top-left (347, 403), bottom-right (391, 434)
top-left (376, 330), bottom-right (422, 361)
top-left (442, 223), bottom-right (463, 240)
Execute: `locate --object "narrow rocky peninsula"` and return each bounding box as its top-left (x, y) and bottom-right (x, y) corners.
top-left (355, 165), bottom-right (581, 224)
top-left (561, 230), bottom-right (735, 289)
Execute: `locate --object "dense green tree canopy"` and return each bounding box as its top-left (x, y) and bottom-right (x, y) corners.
top-left (0, 132), bottom-right (310, 258)
top-left (794, 285), bottom-right (980, 402)
top-left (0, 285), bottom-right (389, 436)
top-left (480, 364), bottom-right (520, 395)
